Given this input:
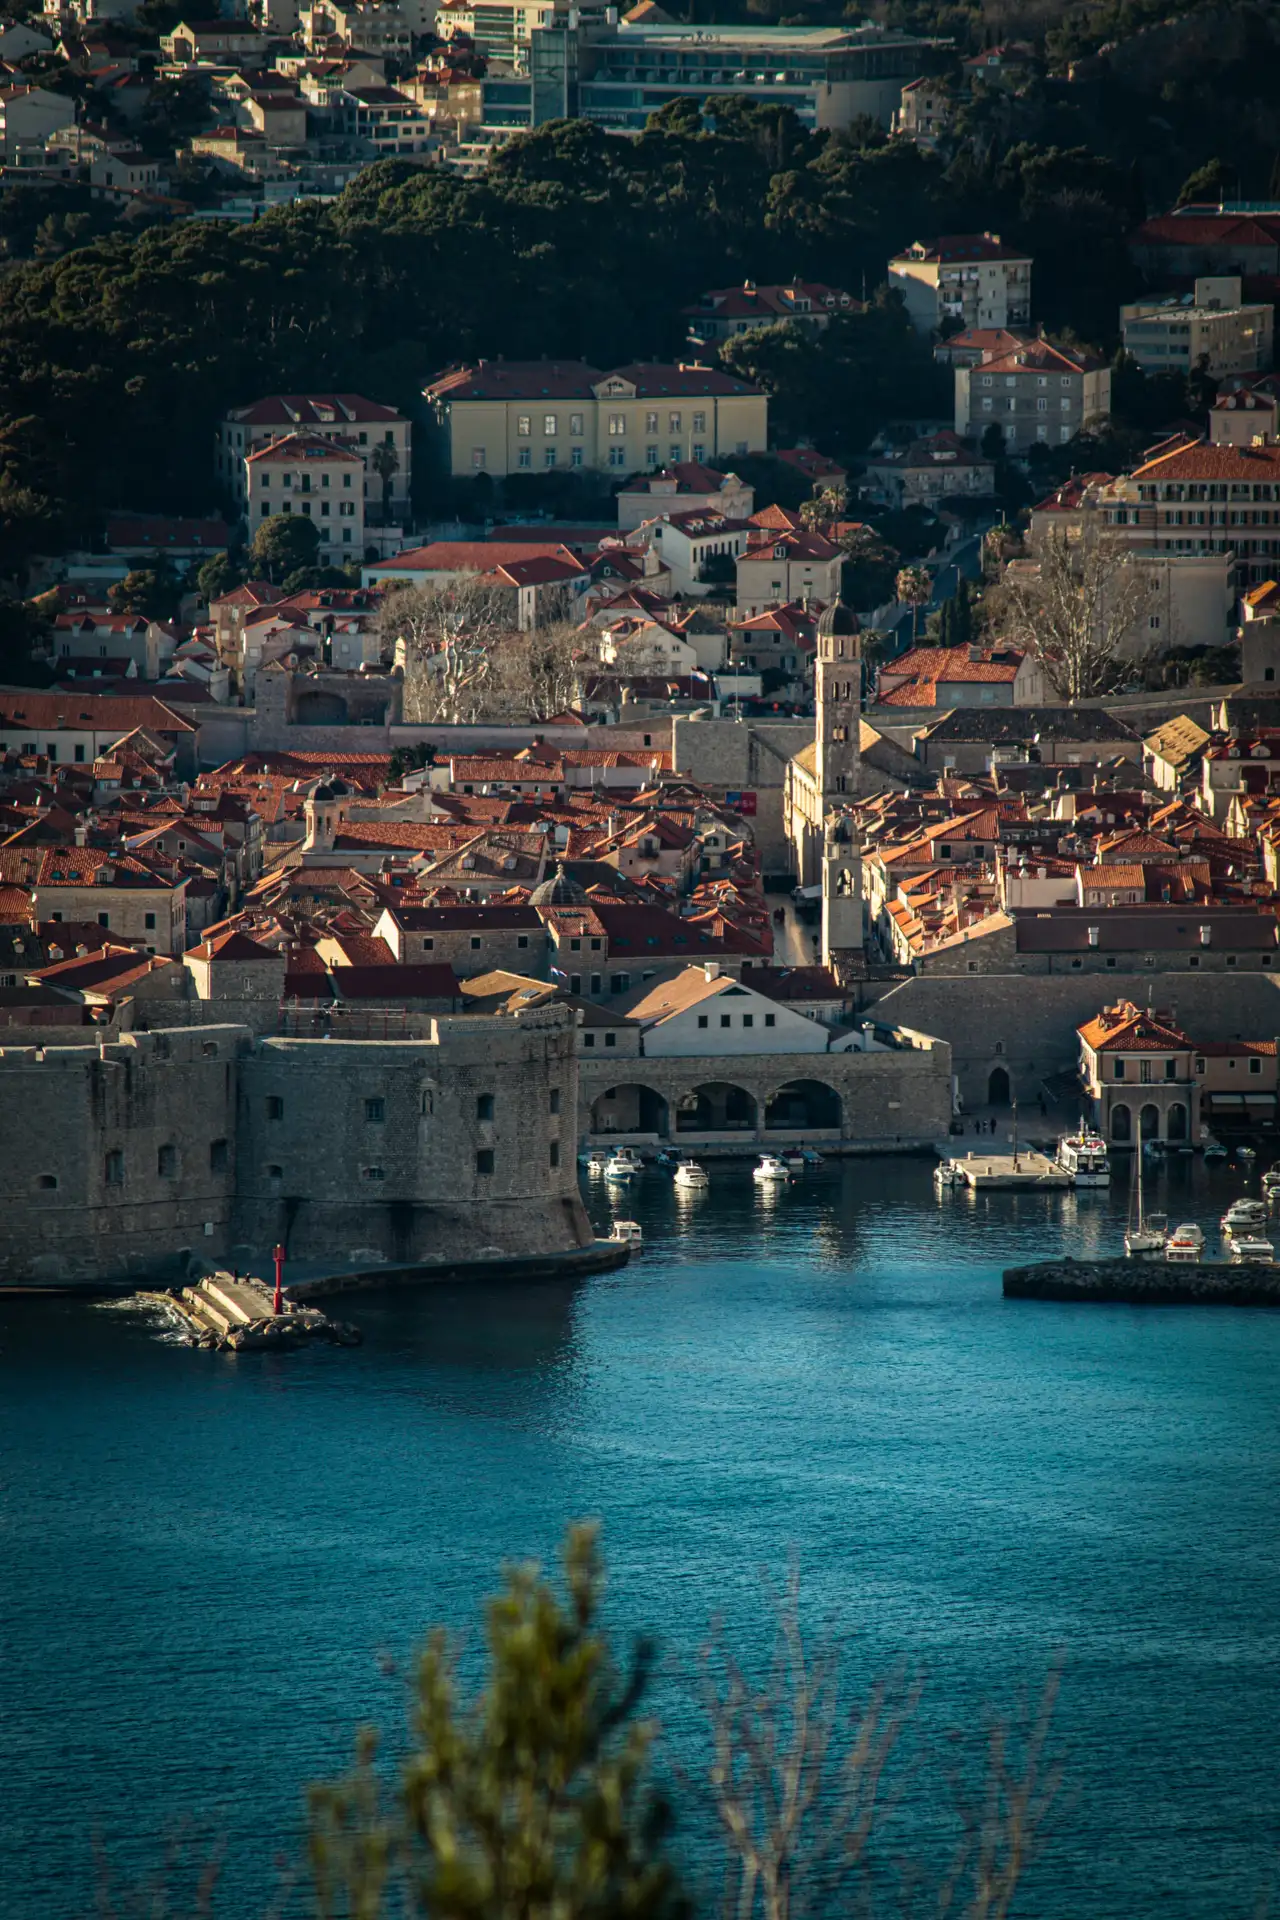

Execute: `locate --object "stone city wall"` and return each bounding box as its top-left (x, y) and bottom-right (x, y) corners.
top-left (0, 1025), bottom-right (246, 1287)
top-left (0, 1009), bottom-right (590, 1288)
top-left (873, 971), bottom-right (1280, 1107)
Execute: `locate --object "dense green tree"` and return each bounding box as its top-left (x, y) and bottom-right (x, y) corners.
top-left (308, 1525), bottom-right (688, 1920)
top-left (251, 513), bottom-right (321, 582)
top-left (108, 566), bottom-right (175, 618)
top-left (1177, 156), bottom-right (1232, 206)
top-left (196, 550), bottom-right (242, 605)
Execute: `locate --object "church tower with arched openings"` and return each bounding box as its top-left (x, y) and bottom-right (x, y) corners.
top-left (813, 597), bottom-right (861, 805)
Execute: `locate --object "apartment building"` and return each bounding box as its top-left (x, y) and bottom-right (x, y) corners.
top-left (244, 433), bottom-right (367, 562)
top-left (423, 360), bottom-right (767, 478)
top-left (1209, 377), bottom-right (1280, 446)
top-left (888, 232), bottom-right (1032, 337)
top-left (955, 339), bottom-right (1111, 450)
top-left (461, 17), bottom-right (928, 155)
top-left (683, 279), bottom-right (856, 346)
top-left (1121, 277), bottom-right (1273, 379)
top-left (0, 83), bottom-right (74, 160)
top-left (1103, 438), bottom-right (1280, 587)
top-left (218, 393), bottom-right (411, 519)
top-left (893, 76), bottom-right (951, 144)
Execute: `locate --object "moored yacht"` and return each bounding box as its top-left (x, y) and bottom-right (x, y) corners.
top-left (1222, 1198), bottom-right (1267, 1239)
top-left (753, 1154), bottom-right (790, 1183)
top-left (673, 1159), bottom-right (709, 1190)
top-left (604, 1147), bottom-right (643, 1182)
top-left (1056, 1128), bottom-right (1111, 1186)
top-left (1166, 1223), bottom-right (1204, 1262)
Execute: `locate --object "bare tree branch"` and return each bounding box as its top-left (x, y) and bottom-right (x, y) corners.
top-left (992, 527), bottom-right (1161, 701)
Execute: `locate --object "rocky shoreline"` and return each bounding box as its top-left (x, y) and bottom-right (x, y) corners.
top-left (1003, 1258), bottom-right (1280, 1306)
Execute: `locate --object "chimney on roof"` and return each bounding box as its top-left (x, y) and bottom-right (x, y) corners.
top-left (1200, 923), bottom-right (1212, 946)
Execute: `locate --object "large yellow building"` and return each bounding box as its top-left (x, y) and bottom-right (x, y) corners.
top-left (424, 360), bottom-right (768, 479)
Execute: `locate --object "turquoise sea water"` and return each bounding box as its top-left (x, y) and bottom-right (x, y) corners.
top-left (3, 1154), bottom-right (1280, 1917)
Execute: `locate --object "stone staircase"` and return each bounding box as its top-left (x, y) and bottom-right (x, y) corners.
top-left (181, 1273), bottom-right (275, 1339)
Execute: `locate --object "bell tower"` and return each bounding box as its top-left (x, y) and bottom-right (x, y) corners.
top-left (822, 812), bottom-right (864, 971)
top-left (813, 598), bottom-right (861, 806)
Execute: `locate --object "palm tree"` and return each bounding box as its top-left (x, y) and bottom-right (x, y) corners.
top-left (895, 564), bottom-right (932, 645)
top-left (370, 441), bottom-right (401, 528)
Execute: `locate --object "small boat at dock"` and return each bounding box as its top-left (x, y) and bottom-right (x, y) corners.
top-left (604, 1148), bottom-right (643, 1182)
top-left (1124, 1149), bottom-right (1165, 1256)
top-left (1056, 1126), bottom-right (1111, 1187)
top-left (1222, 1199), bottom-right (1268, 1239)
top-left (1166, 1224), bottom-right (1204, 1262)
top-left (1231, 1236), bottom-right (1275, 1263)
top-left (608, 1219), bottom-right (644, 1248)
top-left (753, 1154), bottom-right (790, 1184)
top-left (673, 1159), bottom-right (709, 1191)
top-left (1203, 1134), bottom-right (1228, 1162)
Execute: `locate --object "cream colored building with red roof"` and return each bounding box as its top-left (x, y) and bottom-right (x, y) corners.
top-left (888, 233), bottom-right (1032, 337)
top-left (423, 360), bottom-right (767, 479)
top-left (219, 393), bottom-right (411, 520)
top-left (244, 433), bottom-right (366, 566)
top-left (955, 338), bottom-right (1110, 451)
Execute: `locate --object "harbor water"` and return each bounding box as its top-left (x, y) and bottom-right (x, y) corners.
top-left (3, 1152), bottom-right (1280, 1917)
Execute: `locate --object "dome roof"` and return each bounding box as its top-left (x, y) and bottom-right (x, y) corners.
top-left (528, 861), bottom-right (590, 908)
top-left (817, 597), bottom-right (860, 638)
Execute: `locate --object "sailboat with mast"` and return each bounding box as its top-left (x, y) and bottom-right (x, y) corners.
top-left (1124, 1143), bottom-right (1167, 1256)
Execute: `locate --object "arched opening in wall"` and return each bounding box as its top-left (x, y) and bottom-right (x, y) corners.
top-left (1167, 1101), bottom-right (1188, 1142)
top-left (764, 1079), bottom-right (842, 1131)
top-left (1140, 1102), bottom-right (1160, 1141)
top-left (34, 1174), bottom-right (57, 1190)
top-left (590, 1084), bottom-right (669, 1137)
top-left (1111, 1103), bottom-right (1131, 1143)
top-left (988, 1065), bottom-right (1011, 1107)
top-left (676, 1082), bottom-right (758, 1134)
top-left (294, 689), bottom-right (349, 726)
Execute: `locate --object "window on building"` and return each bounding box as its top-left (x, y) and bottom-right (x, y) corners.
top-left (97, 912), bottom-right (109, 928)
top-left (765, 1013), bottom-right (776, 1028)
top-left (720, 1013), bottom-right (731, 1028)
top-left (470, 936), bottom-right (481, 950)
top-left (692, 443), bottom-right (706, 462)
top-left (742, 1013), bottom-right (754, 1027)
top-left (144, 912), bottom-right (156, 930)
top-left (471, 448), bottom-right (486, 469)
top-left (266, 1095), bottom-right (283, 1120)
top-left (477, 1093), bottom-right (494, 1122)
top-left (1165, 1059), bottom-right (1177, 1081)
top-left (365, 1097), bottom-right (385, 1124)
top-left (604, 1031), bottom-right (616, 1047)
top-left (609, 413), bottom-right (626, 436)
top-left (571, 448), bottom-right (583, 468)
top-left (550, 1088), bottom-right (561, 1115)
top-left (518, 447), bottom-right (531, 468)
top-left (544, 449), bottom-right (557, 469)
top-left (644, 410), bottom-right (658, 433)
top-left (669, 444), bottom-right (681, 462)
top-left (210, 1139), bottom-right (228, 1174)
top-left (361, 1166), bottom-right (385, 1181)
top-left (517, 415), bottom-right (531, 436)
top-left (697, 1013), bottom-right (708, 1028)
top-left (36, 1174), bottom-right (57, 1190)
top-left (1114, 1059), bottom-right (1125, 1079)
top-left (157, 1144), bottom-right (177, 1178)
top-left (583, 1031), bottom-right (596, 1047)
top-left (646, 444), bottom-right (659, 465)
top-left (609, 448), bottom-right (626, 468)
top-left (104, 1149), bottom-right (124, 1185)
top-left (569, 412), bottom-right (584, 436)
top-left (1251, 1057), bottom-right (1263, 1074)
top-left (692, 411), bottom-right (706, 432)
top-left (549, 1141), bottom-right (560, 1169)
top-left (476, 1148), bottom-right (494, 1175)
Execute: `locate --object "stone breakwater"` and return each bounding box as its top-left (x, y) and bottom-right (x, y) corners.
top-left (1003, 1259), bottom-right (1280, 1306)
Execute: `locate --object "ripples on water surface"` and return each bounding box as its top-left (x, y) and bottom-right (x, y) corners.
top-left (3, 1154), bottom-right (1280, 1917)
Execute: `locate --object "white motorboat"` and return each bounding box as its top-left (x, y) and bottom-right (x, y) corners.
top-left (585, 1154), bottom-right (608, 1175)
top-left (673, 1159), bottom-right (709, 1191)
top-left (1222, 1199), bottom-right (1267, 1238)
top-left (1124, 1148), bottom-right (1165, 1256)
top-left (1166, 1225), bottom-right (1204, 1262)
top-left (1237, 1144), bottom-right (1258, 1163)
top-left (934, 1158), bottom-right (966, 1189)
top-left (753, 1154), bottom-right (790, 1184)
top-left (608, 1219), bottom-right (644, 1248)
top-left (1231, 1236), bottom-right (1275, 1263)
top-left (604, 1148), bottom-right (643, 1182)
top-left (1056, 1127), bottom-right (1111, 1187)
